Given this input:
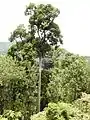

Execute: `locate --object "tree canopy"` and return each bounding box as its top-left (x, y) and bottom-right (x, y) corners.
top-left (8, 3), bottom-right (63, 112)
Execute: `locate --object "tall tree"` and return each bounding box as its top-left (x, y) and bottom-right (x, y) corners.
top-left (9, 3), bottom-right (63, 112)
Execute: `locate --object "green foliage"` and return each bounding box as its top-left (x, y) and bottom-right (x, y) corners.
top-left (73, 93), bottom-right (90, 114)
top-left (1, 110), bottom-right (22, 120)
top-left (8, 42), bottom-right (36, 66)
top-left (0, 116), bottom-right (7, 120)
top-left (0, 56), bottom-right (38, 119)
top-left (47, 48), bottom-right (89, 102)
top-left (40, 69), bottom-right (51, 110)
top-left (25, 3), bottom-right (63, 57)
top-left (9, 3), bottom-right (63, 59)
top-left (4, 2), bottom-right (90, 119)
top-left (9, 2), bottom-right (63, 113)
top-left (9, 24), bottom-right (26, 43)
top-left (31, 111), bottom-right (46, 120)
top-left (31, 102), bottom-right (90, 120)
top-left (86, 61), bottom-right (90, 93)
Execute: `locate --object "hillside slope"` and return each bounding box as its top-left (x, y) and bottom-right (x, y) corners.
top-left (0, 42), bottom-right (11, 54)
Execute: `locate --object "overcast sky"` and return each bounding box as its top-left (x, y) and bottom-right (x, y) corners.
top-left (0, 0), bottom-right (90, 56)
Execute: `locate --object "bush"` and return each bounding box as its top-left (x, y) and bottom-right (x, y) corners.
top-left (31, 102), bottom-right (90, 120)
top-left (0, 110), bottom-right (22, 120)
top-left (47, 49), bottom-right (89, 103)
top-left (73, 92), bottom-right (90, 114)
top-left (31, 111), bottom-right (46, 120)
top-left (0, 56), bottom-right (38, 119)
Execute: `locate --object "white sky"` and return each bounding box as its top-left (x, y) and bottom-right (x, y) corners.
top-left (0, 0), bottom-right (90, 56)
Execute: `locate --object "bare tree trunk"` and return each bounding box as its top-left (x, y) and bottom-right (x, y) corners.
top-left (37, 56), bottom-right (42, 112)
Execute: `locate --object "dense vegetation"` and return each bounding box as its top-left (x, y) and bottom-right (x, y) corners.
top-left (0, 2), bottom-right (90, 120)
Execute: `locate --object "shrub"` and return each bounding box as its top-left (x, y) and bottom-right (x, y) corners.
top-left (73, 92), bottom-right (90, 114)
top-left (47, 50), bottom-right (89, 103)
top-left (31, 102), bottom-right (90, 120)
top-left (31, 111), bottom-right (46, 120)
top-left (0, 110), bottom-right (22, 120)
